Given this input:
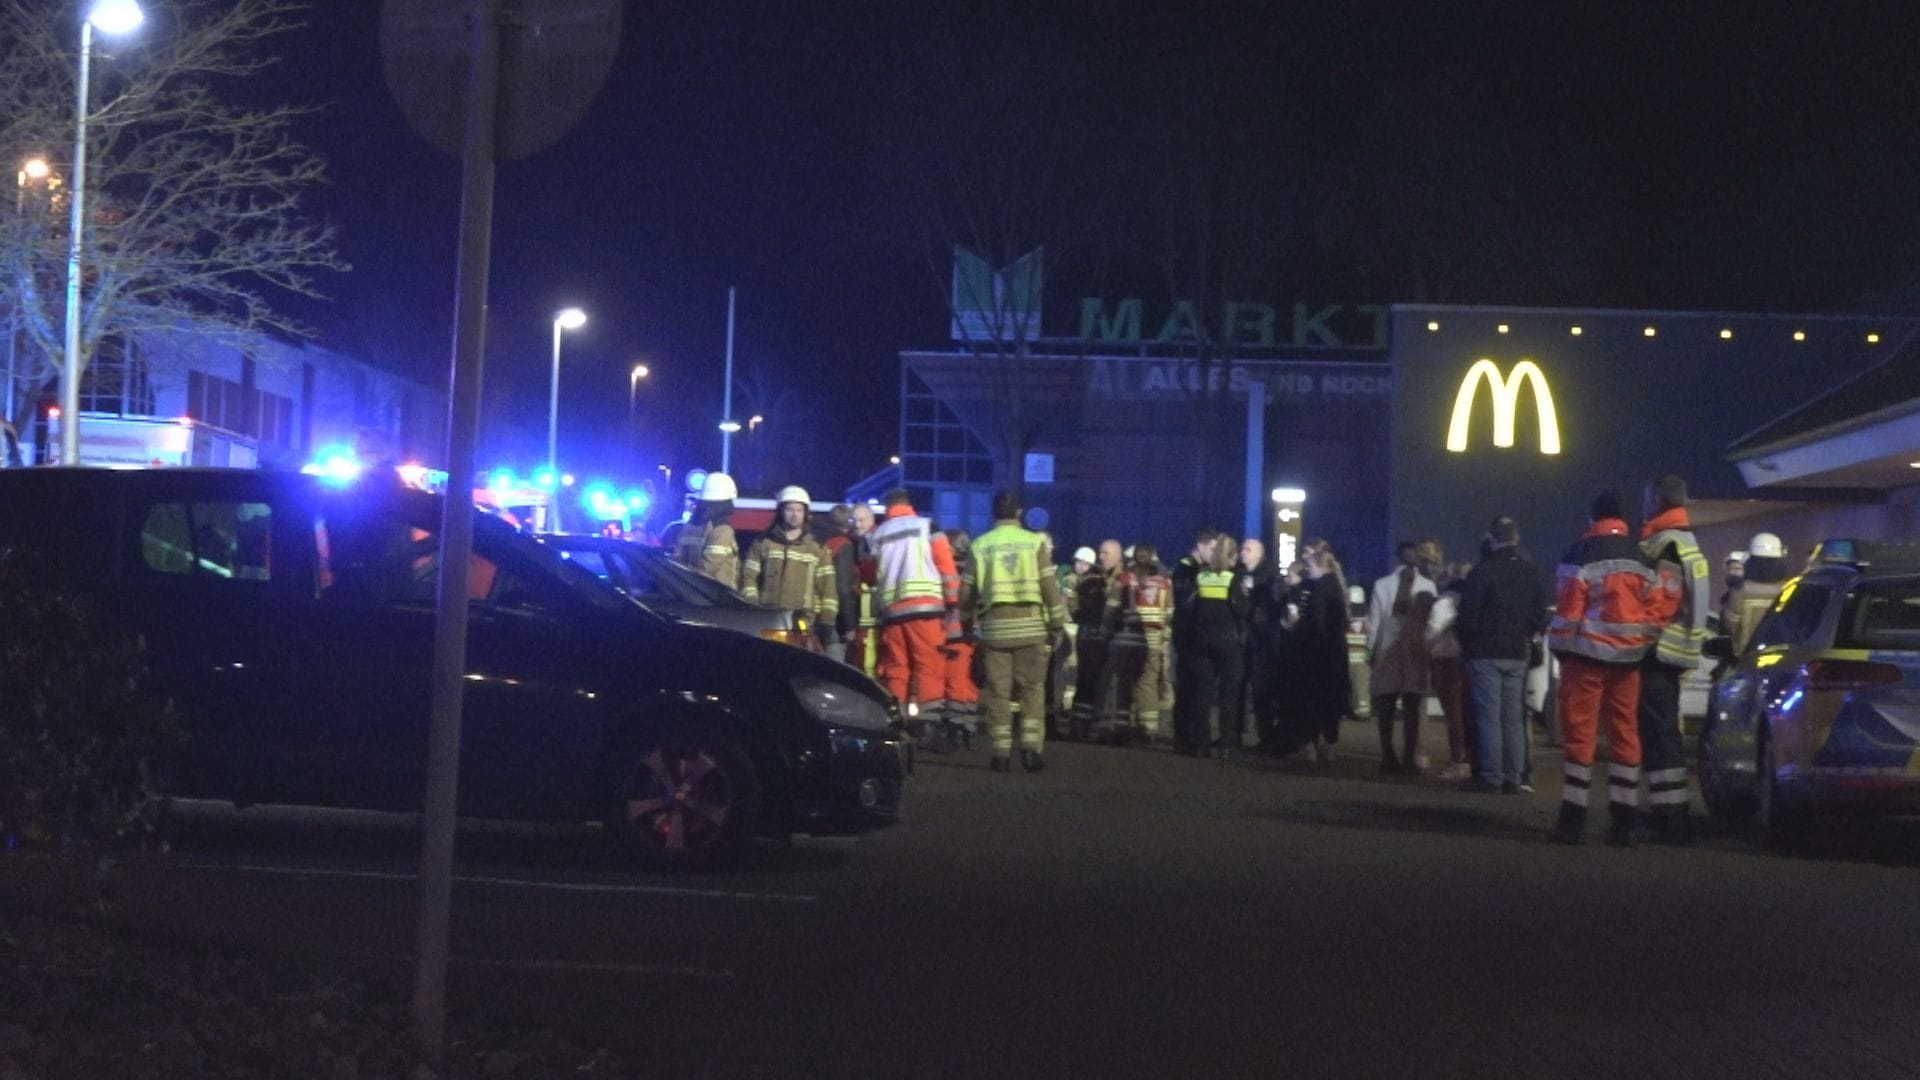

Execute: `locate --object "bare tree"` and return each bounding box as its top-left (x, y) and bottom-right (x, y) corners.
top-left (731, 350), bottom-right (822, 493)
top-left (0, 0), bottom-right (344, 445)
top-left (869, 38), bottom-right (1115, 498)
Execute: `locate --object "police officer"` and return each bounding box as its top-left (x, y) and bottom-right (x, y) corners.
top-left (1170, 528), bottom-right (1221, 756)
top-left (970, 490), bottom-right (1067, 773)
top-left (1639, 475), bottom-right (1711, 845)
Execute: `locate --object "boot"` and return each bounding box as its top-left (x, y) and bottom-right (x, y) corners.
top-left (1548, 802), bottom-right (1586, 846)
top-left (1606, 802), bottom-right (1638, 848)
top-left (1020, 748), bottom-right (1045, 773)
top-left (1645, 805), bottom-right (1694, 847)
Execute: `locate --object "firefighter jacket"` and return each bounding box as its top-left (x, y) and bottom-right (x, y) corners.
top-left (741, 527), bottom-right (838, 621)
top-left (674, 520), bottom-right (739, 590)
top-left (1106, 570), bottom-right (1173, 646)
top-left (968, 519), bottom-right (1067, 648)
top-left (947, 550), bottom-right (975, 642)
top-left (1723, 578), bottom-right (1786, 655)
top-left (1642, 508), bottom-right (1712, 669)
top-left (870, 505), bottom-right (959, 623)
top-left (1548, 517), bottom-right (1658, 666)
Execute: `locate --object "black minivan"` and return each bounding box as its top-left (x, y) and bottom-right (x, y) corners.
top-left (0, 467), bottom-right (907, 869)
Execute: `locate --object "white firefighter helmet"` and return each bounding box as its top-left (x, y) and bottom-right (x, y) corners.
top-left (1748, 533), bottom-right (1784, 559)
top-left (699, 472), bottom-right (738, 502)
top-left (1348, 584), bottom-right (1366, 607)
top-left (775, 485), bottom-right (811, 507)
top-left (1072, 546), bottom-right (1097, 566)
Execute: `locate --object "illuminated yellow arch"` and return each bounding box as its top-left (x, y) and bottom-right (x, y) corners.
top-left (1445, 358), bottom-right (1561, 455)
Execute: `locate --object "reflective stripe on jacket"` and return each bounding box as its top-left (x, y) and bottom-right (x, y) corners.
top-left (1106, 570), bottom-right (1172, 644)
top-left (741, 530), bottom-right (837, 619)
top-left (1548, 517), bottom-right (1657, 666)
top-left (871, 507), bottom-right (958, 622)
top-left (969, 520), bottom-right (1067, 647)
top-left (1642, 511), bottom-right (1711, 668)
top-left (674, 521), bottom-right (739, 590)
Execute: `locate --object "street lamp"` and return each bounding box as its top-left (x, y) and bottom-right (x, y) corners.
top-left (9, 158), bottom-right (52, 427)
top-left (627, 362), bottom-right (649, 419)
top-left (547, 307), bottom-right (586, 531)
top-left (59, 0), bottom-right (145, 465)
top-left (718, 419), bottom-right (742, 434)
top-left (748, 414), bottom-right (763, 431)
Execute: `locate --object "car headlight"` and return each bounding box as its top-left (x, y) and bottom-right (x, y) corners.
top-left (791, 675), bottom-right (891, 732)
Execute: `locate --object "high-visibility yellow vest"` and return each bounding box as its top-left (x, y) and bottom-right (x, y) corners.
top-left (1645, 528), bottom-right (1711, 668)
top-left (1197, 569), bottom-right (1233, 600)
top-left (972, 523), bottom-right (1046, 608)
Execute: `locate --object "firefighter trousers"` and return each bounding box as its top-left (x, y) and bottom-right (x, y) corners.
top-left (877, 616), bottom-right (947, 719)
top-left (1638, 661), bottom-right (1688, 816)
top-left (983, 642), bottom-right (1048, 754)
top-left (1557, 655), bottom-right (1642, 814)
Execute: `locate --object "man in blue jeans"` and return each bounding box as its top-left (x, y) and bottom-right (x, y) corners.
top-left (1455, 516), bottom-right (1552, 793)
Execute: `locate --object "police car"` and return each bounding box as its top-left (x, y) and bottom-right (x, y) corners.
top-left (1697, 539), bottom-right (1920, 848)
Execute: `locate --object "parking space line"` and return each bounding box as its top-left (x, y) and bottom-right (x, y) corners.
top-left (170, 862), bottom-right (819, 904)
top-left (357, 952), bottom-right (734, 980)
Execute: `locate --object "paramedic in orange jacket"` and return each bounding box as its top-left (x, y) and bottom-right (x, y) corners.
top-left (869, 489), bottom-right (959, 728)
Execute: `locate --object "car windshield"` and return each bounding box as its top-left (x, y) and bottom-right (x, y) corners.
top-left (632, 547), bottom-right (739, 606)
top-left (1836, 578), bottom-right (1920, 652)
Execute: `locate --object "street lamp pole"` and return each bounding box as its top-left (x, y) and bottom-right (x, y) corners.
top-left (548, 307), bottom-right (585, 531)
top-left (58, 1), bottom-right (143, 466)
top-left (8, 159), bottom-right (46, 430)
top-left (627, 362), bottom-right (649, 420)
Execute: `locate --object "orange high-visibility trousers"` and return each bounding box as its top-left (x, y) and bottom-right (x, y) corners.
top-left (943, 638), bottom-right (978, 709)
top-left (878, 616), bottom-right (947, 711)
top-left (1557, 656), bottom-right (1642, 768)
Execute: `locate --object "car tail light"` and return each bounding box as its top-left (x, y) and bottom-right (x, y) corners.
top-left (1802, 659), bottom-right (1904, 691)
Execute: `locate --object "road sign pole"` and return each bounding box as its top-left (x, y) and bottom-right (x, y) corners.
top-left (411, 0), bottom-right (500, 1062)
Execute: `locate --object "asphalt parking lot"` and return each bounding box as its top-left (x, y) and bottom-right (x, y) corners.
top-left (44, 722), bottom-right (1920, 1079)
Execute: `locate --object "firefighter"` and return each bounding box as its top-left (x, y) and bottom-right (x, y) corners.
top-left (1548, 491), bottom-right (1659, 846)
top-left (672, 471), bottom-right (740, 588)
top-left (1638, 474), bottom-right (1711, 845)
top-left (970, 491), bottom-right (1067, 772)
top-left (740, 486), bottom-right (837, 630)
top-left (1722, 533), bottom-right (1789, 655)
top-left (1106, 543), bottom-right (1173, 745)
top-left (936, 528), bottom-right (979, 752)
top-left (1067, 540), bottom-right (1123, 740)
top-left (1170, 528), bottom-right (1222, 756)
top-left (870, 489), bottom-right (959, 732)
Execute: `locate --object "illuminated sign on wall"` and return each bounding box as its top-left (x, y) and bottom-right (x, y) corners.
top-left (1445, 359), bottom-right (1561, 455)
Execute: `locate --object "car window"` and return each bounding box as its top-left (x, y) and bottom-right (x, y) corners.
top-left (140, 500), bottom-right (273, 582)
top-left (561, 549), bottom-right (610, 579)
top-left (1837, 580), bottom-right (1920, 651)
top-left (1750, 580), bottom-right (1831, 650)
top-left (316, 515), bottom-right (502, 606)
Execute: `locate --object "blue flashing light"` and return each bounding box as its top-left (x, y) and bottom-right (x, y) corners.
top-left (534, 468), bottom-right (559, 491)
top-left (488, 468), bottom-right (515, 493)
top-left (305, 446), bottom-right (363, 487)
top-left (624, 489), bottom-right (649, 513)
top-left (584, 483), bottom-right (624, 522)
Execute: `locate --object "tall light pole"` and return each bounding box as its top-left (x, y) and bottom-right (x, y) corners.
top-left (8, 158), bottom-right (49, 431)
top-left (548, 306), bottom-right (585, 531)
top-left (627, 361), bottom-right (649, 420)
top-left (59, 0), bottom-right (145, 466)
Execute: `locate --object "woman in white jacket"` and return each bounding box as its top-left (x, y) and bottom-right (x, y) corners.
top-left (1367, 542), bottom-right (1437, 774)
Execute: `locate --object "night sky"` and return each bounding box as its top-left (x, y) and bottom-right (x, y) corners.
top-left (255, 2), bottom-right (1920, 495)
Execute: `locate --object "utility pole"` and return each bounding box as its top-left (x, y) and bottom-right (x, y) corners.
top-left (721, 285), bottom-right (735, 474)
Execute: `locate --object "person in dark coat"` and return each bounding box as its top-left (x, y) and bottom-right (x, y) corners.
top-left (1291, 544), bottom-right (1352, 765)
top-left (1240, 538), bottom-right (1286, 753)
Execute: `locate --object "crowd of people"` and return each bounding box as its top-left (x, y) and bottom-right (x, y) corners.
top-left (668, 468), bottom-right (1755, 846)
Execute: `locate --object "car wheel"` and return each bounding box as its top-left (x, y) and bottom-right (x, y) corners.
top-left (610, 721), bottom-right (760, 872)
top-left (1697, 720), bottom-right (1755, 821)
top-left (1756, 729), bottom-right (1809, 853)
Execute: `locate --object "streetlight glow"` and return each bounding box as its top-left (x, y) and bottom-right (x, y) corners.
top-left (21, 158), bottom-right (48, 181)
top-left (555, 307), bottom-right (587, 330)
top-left (631, 363), bottom-right (649, 381)
top-left (86, 0), bottom-right (144, 34)
top-left (718, 419), bottom-right (742, 433)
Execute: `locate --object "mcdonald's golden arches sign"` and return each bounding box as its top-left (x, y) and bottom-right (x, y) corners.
top-left (1445, 359), bottom-right (1561, 455)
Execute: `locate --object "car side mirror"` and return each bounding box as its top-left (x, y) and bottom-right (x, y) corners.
top-left (1703, 635), bottom-right (1736, 663)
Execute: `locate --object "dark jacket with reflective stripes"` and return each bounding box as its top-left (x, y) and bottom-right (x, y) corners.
top-left (1548, 518), bottom-right (1658, 666)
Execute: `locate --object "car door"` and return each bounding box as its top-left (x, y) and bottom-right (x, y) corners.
top-left (1712, 578), bottom-right (1836, 755)
top-left (119, 474), bottom-right (305, 805)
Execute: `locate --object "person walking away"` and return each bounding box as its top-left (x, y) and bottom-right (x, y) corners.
top-left (1427, 561), bottom-right (1474, 780)
top-left (971, 492), bottom-right (1068, 772)
top-left (1240, 539), bottom-right (1285, 754)
top-left (1367, 541), bottom-right (1437, 774)
top-left (821, 505), bottom-right (859, 662)
top-left (673, 471), bottom-right (741, 588)
top-left (1068, 540), bottom-right (1123, 741)
top-left (1638, 475), bottom-right (1711, 844)
top-left (1721, 533), bottom-right (1789, 656)
top-left (1292, 546), bottom-right (1352, 764)
top-left (1105, 544), bottom-right (1173, 745)
top-left (1170, 529), bottom-right (1222, 756)
top-left (870, 489), bottom-right (960, 732)
top-left (1458, 519), bottom-right (1552, 795)
top-left (1545, 494), bottom-right (1657, 845)
top-left (1178, 535), bottom-right (1252, 759)
top-left (740, 486), bottom-right (838, 631)
top-left (933, 529), bottom-right (979, 751)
